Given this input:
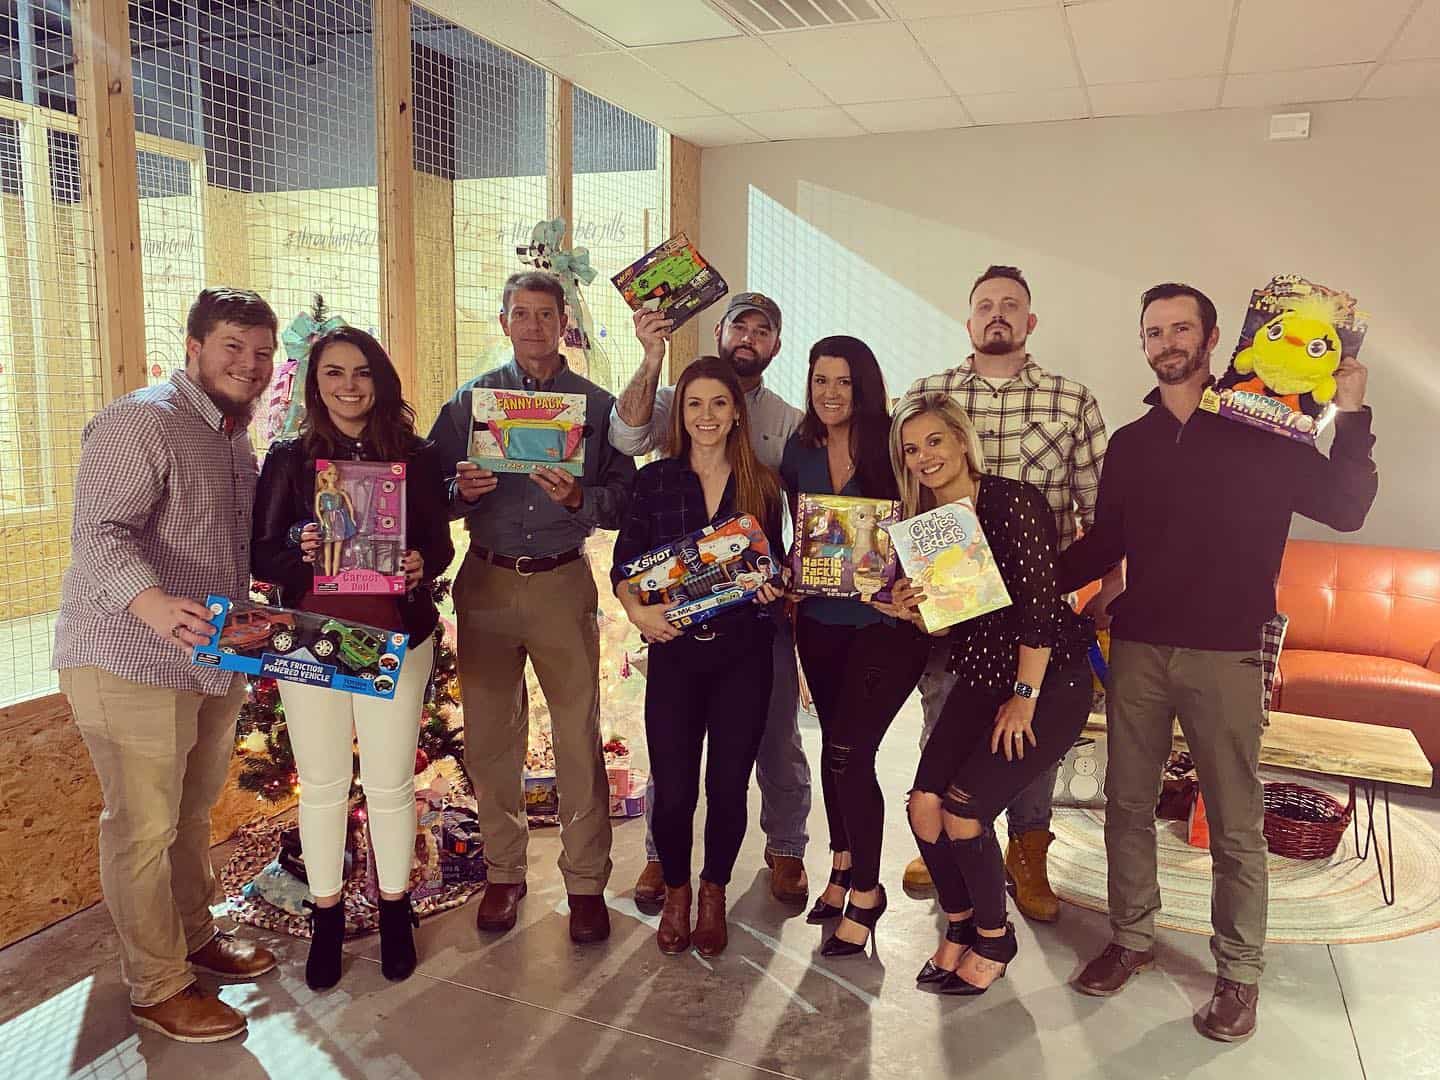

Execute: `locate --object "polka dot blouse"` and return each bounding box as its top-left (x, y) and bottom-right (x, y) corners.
top-left (944, 474), bottom-right (1093, 693)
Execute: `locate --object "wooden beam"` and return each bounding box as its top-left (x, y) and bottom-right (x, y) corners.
top-left (374, 0), bottom-right (417, 396)
top-left (73, 0), bottom-right (146, 403)
top-left (668, 135), bottom-right (702, 383)
top-left (550, 79), bottom-right (573, 246)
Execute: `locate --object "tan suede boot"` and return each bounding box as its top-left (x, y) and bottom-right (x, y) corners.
top-left (1005, 829), bottom-right (1060, 922)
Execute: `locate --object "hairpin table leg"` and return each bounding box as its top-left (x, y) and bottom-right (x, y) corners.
top-left (1353, 780), bottom-right (1396, 906)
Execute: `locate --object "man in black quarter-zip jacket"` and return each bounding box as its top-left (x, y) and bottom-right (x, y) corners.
top-left (1058, 282), bottom-right (1377, 1044)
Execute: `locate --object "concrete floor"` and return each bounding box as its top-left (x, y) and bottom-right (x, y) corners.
top-left (3, 699), bottom-right (1438, 1080)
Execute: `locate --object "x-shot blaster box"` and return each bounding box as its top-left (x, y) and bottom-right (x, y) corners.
top-left (191, 595), bottom-right (409, 699)
top-left (618, 514), bottom-right (778, 632)
top-left (469, 387), bottom-right (588, 476)
top-left (312, 459), bottom-right (406, 595)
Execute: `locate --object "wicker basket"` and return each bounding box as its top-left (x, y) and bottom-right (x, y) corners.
top-left (1263, 782), bottom-right (1353, 860)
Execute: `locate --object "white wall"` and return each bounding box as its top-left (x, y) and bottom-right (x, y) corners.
top-left (698, 98), bottom-right (1440, 551)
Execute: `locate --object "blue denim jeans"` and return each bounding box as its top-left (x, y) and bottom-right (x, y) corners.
top-left (644, 620), bottom-right (810, 861)
top-left (917, 638), bottom-right (1058, 836)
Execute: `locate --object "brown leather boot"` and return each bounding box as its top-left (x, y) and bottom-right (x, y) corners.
top-left (1199, 977), bottom-right (1259, 1042)
top-left (634, 860), bottom-right (666, 907)
top-left (187, 930), bottom-right (277, 979)
top-left (656, 883), bottom-right (693, 955)
top-left (692, 881), bottom-right (728, 958)
top-left (1074, 943), bottom-right (1156, 996)
top-left (131, 984), bottom-right (246, 1043)
top-left (568, 894), bottom-right (611, 944)
top-left (1005, 829), bottom-right (1060, 922)
top-left (764, 852), bottom-right (808, 905)
top-left (475, 881), bottom-right (527, 933)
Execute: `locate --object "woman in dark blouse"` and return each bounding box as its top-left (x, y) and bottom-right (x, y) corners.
top-left (877, 391), bottom-right (1093, 995)
top-left (611, 356), bottom-right (785, 959)
top-left (779, 336), bottom-right (928, 956)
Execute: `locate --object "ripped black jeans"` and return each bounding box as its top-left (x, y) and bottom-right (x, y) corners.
top-left (796, 615), bottom-right (929, 892)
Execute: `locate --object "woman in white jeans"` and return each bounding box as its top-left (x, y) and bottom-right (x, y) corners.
top-left (252, 327), bottom-right (454, 989)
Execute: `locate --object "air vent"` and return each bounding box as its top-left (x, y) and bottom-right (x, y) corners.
top-left (715, 0), bottom-right (888, 34)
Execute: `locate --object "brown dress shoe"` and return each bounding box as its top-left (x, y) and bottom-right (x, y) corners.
top-left (1200, 977), bottom-right (1259, 1042)
top-left (764, 852), bottom-right (808, 905)
top-left (1075, 943), bottom-right (1156, 996)
top-left (568, 894), bottom-right (611, 944)
top-left (131, 984), bottom-right (246, 1043)
top-left (1005, 829), bottom-right (1060, 922)
top-left (187, 930), bottom-right (277, 979)
top-left (657, 883), bottom-right (693, 955)
top-left (634, 860), bottom-right (666, 907)
top-left (476, 881), bottom-right (527, 933)
top-left (692, 881), bottom-right (728, 958)
top-left (903, 856), bottom-right (934, 893)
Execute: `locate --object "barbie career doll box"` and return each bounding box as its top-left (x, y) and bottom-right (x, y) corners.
top-left (469, 387), bottom-right (588, 477)
top-left (884, 499), bottom-right (1011, 634)
top-left (618, 513), bottom-right (778, 633)
top-left (192, 595), bottom-right (410, 699)
top-left (313, 459), bottom-right (407, 595)
top-left (791, 493), bottom-right (901, 601)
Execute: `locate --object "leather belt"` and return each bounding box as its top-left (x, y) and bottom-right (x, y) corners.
top-left (471, 546), bottom-right (583, 577)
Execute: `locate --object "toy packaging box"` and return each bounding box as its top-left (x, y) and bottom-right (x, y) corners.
top-left (313, 459), bottom-right (407, 595)
top-left (524, 769), bottom-right (559, 825)
top-left (883, 499), bottom-right (1012, 633)
top-left (1201, 273), bottom-right (1368, 446)
top-left (610, 232), bottom-right (728, 331)
top-left (792, 493), bottom-right (901, 601)
top-left (617, 513), bottom-right (779, 633)
top-left (191, 595), bottom-right (409, 699)
top-left (608, 766), bottom-right (647, 819)
top-left (469, 387), bottom-right (588, 476)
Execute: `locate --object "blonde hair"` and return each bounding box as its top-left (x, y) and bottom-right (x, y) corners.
top-left (888, 391), bottom-right (987, 519)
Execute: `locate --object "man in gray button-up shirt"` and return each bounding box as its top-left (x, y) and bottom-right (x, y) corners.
top-left (428, 271), bottom-right (635, 945)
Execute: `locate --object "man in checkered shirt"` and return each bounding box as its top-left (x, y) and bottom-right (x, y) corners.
top-left (52, 288), bottom-right (281, 1044)
top-left (901, 265), bottom-right (1123, 920)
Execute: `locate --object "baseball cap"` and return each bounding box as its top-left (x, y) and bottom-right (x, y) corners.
top-left (722, 292), bottom-right (782, 335)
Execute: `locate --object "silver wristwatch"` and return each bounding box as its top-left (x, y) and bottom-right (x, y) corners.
top-left (1013, 680), bottom-right (1038, 700)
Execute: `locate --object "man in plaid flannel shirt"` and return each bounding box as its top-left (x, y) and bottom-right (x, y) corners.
top-left (901, 266), bottom-right (1123, 920)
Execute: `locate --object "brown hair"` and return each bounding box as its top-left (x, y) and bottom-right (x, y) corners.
top-left (185, 286), bottom-right (278, 343)
top-left (301, 326), bottom-right (418, 462)
top-left (502, 271), bottom-right (566, 315)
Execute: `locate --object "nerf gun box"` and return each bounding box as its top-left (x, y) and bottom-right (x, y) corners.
top-left (884, 499), bottom-right (1012, 633)
top-left (792, 493), bottom-right (900, 601)
top-left (611, 232), bottom-right (728, 331)
top-left (470, 387), bottom-right (588, 476)
top-left (313, 459), bottom-right (406, 595)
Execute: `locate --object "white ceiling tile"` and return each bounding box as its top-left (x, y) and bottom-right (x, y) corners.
top-left (1222, 63), bottom-right (1374, 107)
top-left (663, 114), bottom-right (767, 147)
top-left (734, 107), bottom-right (866, 141)
top-left (538, 52), bottom-right (721, 120)
top-left (1391, 0), bottom-right (1440, 61)
top-left (422, 0), bottom-right (617, 60)
top-left (844, 96), bottom-right (973, 133)
top-left (548, 0), bottom-right (740, 47)
top-left (1088, 77), bottom-right (1222, 116)
top-left (1361, 59), bottom-right (1440, 97)
top-left (962, 86), bottom-right (1089, 125)
top-left (889, 0), bottom-right (1051, 16)
top-left (1229, 0), bottom-right (1414, 72)
top-left (762, 24), bottom-right (949, 104)
top-left (632, 38), bottom-right (830, 113)
top-left (1069, 0), bottom-right (1233, 83)
top-left (917, 7), bottom-right (1081, 94)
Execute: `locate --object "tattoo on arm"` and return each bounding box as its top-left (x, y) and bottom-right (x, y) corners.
top-left (616, 360), bottom-right (663, 427)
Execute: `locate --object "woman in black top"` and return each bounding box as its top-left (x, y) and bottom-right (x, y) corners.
top-left (878, 392), bottom-right (1093, 995)
top-left (252, 327), bottom-right (454, 990)
top-left (779, 336), bottom-right (928, 956)
top-left (611, 356), bottom-right (785, 959)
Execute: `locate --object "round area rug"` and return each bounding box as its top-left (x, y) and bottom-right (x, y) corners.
top-left (1023, 795), bottom-right (1440, 944)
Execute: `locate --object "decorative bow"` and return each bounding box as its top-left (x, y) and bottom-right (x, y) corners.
top-left (271, 301), bottom-right (347, 440)
top-left (518, 218), bottom-right (611, 388)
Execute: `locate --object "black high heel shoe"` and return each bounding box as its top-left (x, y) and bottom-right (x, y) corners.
top-left (820, 884), bottom-right (887, 956)
top-left (806, 867), bottom-right (852, 923)
top-left (916, 917), bottom-right (976, 985)
top-left (938, 922), bottom-right (1018, 996)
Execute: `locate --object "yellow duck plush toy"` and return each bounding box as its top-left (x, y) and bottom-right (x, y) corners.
top-left (1231, 298), bottom-right (1343, 412)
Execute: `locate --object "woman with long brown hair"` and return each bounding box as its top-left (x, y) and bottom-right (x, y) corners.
top-left (611, 356), bottom-right (785, 958)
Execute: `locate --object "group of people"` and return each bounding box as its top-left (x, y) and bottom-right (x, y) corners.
top-left (53, 261), bottom-right (1377, 1047)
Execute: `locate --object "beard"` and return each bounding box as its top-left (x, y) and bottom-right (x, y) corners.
top-left (972, 318), bottom-right (1025, 356)
top-left (193, 370), bottom-right (262, 419)
top-left (721, 341), bottom-right (772, 378)
top-left (1149, 346), bottom-right (1209, 385)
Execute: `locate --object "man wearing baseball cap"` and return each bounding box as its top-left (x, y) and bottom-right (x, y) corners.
top-left (611, 291), bottom-right (813, 910)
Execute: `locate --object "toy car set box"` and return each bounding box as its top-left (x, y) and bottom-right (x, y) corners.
top-left (791, 493), bottom-right (901, 601)
top-left (883, 499), bottom-right (1012, 634)
top-left (313, 459), bottom-right (407, 595)
top-left (1200, 273), bottom-right (1368, 446)
top-left (191, 595), bottom-right (409, 699)
top-left (610, 232), bottom-right (728, 331)
top-left (469, 387), bottom-right (588, 476)
top-left (617, 513), bottom-right (778, 633)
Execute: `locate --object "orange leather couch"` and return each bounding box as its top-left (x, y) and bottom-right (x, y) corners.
top-left (1274, 539), bottom-right (1440, 775)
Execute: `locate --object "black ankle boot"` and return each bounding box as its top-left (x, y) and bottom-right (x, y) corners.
top-left (917, 917), bottom-right (976, 985)
top-left (939, 922), bottom-right (1018, 996)
top-left (304, 901), bottom-right (345, 990)
top-left (379, 893), bottom-right (420, 982)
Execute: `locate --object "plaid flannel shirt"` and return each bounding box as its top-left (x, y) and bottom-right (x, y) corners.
top-left (906, 355), bottom-right (1108, 553)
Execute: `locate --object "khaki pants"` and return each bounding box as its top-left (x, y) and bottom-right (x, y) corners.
top-left (1103, 640), bottom-right (1269, 983)
top-left (453, 553), bottom-right (612, 894)
top-left (60, 667), bottom-right (246, 1006)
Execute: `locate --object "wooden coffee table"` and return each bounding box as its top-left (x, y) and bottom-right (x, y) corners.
top-left (1083, 709), bottom-right (1433, 905)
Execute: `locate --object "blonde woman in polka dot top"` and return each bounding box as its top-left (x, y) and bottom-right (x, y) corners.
top-left (876, 391), bottom-right (1094, 996)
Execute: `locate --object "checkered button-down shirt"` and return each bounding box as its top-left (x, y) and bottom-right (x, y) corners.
top-left (906, 355), bottom-right (1108, 552)
top-left (53, 370), bottom-right (257, 694)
